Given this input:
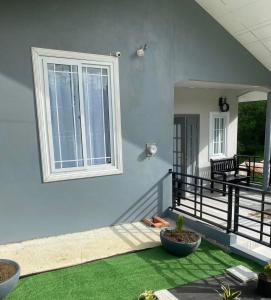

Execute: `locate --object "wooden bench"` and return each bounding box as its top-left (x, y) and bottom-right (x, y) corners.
top-left (210, 156), bottom-right (250, 195)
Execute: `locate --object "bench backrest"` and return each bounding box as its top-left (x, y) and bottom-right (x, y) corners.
top-left (210, 156), bottom-right (237, 173)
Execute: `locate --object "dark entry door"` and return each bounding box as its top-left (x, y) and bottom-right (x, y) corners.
top-left (173, 115), bottom-right (199, 176)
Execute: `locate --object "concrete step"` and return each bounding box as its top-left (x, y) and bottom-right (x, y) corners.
top-left (230, 243), bottom-right (271, 265)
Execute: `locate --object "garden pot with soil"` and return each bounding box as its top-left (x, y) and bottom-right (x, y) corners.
top-left (160, 216), bottom-right (201, 256)
top-left (257, 263), bottom-right (271, 298)
top-left (0, 259), bottom-right (20, 300)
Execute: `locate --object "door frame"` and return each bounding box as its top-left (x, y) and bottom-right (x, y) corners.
top-left (173, 114), bottom-right (200, 176)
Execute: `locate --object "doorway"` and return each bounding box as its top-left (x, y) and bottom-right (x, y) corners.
top-left (173, 114), bottom-right (199, 176)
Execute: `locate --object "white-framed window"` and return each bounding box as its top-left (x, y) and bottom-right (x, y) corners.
top-left (209, 112), bottom-right (229, 158)
top-left (32, 47), bottom-right (123, 182)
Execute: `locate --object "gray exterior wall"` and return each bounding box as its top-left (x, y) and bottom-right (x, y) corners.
top-left (0, 0), bottom-right (270, 245)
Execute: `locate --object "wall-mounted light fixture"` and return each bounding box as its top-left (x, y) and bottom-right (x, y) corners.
top-left (146, 143), bottom-right (158, 158)
top-left (219, 97), bottom-right (229, 112)
top-left (137, 44), bottom-right (148, 57)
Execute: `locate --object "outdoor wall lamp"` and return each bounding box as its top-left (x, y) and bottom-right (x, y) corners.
top-left (219, 97), bottom-right (229, 112)
top-left (146, 143), bottom-right (158, 158)
top-left (137, 44), bottom-right (148, 57)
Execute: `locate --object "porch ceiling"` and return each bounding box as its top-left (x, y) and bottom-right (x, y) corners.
top-left (196, 0), bottom-right (271, 71)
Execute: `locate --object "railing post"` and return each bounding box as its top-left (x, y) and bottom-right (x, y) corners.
top-left (233, 187), bottom-right (240, 232)
top-left (260, 193), bottom-right (265, 242)
top-left (263, 92), bottom-right (271, 190)
top-left (194, 177), bottom-right (197, 217)
top-left (200, 178), bottom-right (203, 219)
top-left (227, 185), bottom-right (233, 233)
top-left (171, 171), bottom-right (176, 209)
top-left (253, 156), bottom-right (255, 182)
top-left (177, 177), bottom-right (181, 206)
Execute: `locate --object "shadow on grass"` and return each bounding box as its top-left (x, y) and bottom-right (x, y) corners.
top-left (132, 240), bottom-right (261, 296)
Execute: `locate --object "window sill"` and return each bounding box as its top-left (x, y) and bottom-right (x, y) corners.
top-left (43, 166), bottom-right (123, 183)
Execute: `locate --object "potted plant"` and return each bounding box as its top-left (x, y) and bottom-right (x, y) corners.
top-left (257, 262), bottom-right (271, 297)
top-left (0, 259), bottom-right (20, 300)
top-left (138, 290), bottom-right (158, 300)
top-left (216, 283), bottom-right (241, 300)
top-left (160, 215), bottom-right (201, 256)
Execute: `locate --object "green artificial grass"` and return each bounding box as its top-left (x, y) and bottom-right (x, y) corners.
top-left (7, 241), bottom-right (261, 300)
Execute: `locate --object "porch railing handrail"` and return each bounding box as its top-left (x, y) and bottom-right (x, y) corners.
top-left (235, 154), bottom-right (270, 185)
top-left (170, 170), bottom-right (271, 248)
top-left (169, 169), bottom-right (271, 195)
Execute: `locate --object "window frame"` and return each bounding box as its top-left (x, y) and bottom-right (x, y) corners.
top-left (209, 111), bottom-right (229, 159)
top-left (32, 47), bottom-right (123, 182)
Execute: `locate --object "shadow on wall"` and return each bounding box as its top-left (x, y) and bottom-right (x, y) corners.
top-left (112, 172), bottom-right (170, 225)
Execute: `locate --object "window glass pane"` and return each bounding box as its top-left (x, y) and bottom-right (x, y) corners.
top-left (214, 142), bottom-right (218, 154)
top-left (55, 64), bottom-right (71, 72)
top-left (48, 63), bottom-right (83, 169)
top-left (218, 126), bottom-right (221, 153)
top-left (72, 65), bottom-right (78, 72)
top-left (82, 66), bottom-right (111, 165)
top-left (212, 116), bottom-right (226, 155)
top-left (86, 67), bottom-right (101, 75)
top-left (221, 118), bottom-right (224, 130)
top-left (48, 63), bottom-right (54, 71)
top-left (55, 162), bottom-right (61, 169)
top-left (102, 68), bottom-right (108, 75)
top-left (221, 141), bottom-right (224, 154)
top-left (214, 118), bottom-right (219, 144)
top-left (221, 120), bottom-right (225, 153)
top-left (214, 118), bottom-right (219, 131)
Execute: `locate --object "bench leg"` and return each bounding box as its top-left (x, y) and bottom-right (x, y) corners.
top-left (247, 177), bottom-right (250, 186)
top-left (210, 181), bottom-right (214, 193)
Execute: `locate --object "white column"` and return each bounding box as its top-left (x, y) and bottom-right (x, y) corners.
top-left (263, 92), bottom-right (271, 190)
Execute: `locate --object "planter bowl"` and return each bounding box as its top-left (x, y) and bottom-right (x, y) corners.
top-left (257, 273), bottom-right (271, 298)
top-left (0, 259), bottom-right (20, 300)
top-left (160, 228), bottom-right (201, 256)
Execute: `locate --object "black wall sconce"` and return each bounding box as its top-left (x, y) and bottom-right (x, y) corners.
top-left (219, 97), bottom-right (229, 112)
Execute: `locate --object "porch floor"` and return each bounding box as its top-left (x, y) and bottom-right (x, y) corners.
top-left (177, 187), bottom-right (271, 246)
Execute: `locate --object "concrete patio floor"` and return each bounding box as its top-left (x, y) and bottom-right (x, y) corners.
top-left (178, 188), bottom-right (271, 244)
top-left (0, 222), bottom-right (160, 276)
top-left (177, 187), bottom-right (271, 261)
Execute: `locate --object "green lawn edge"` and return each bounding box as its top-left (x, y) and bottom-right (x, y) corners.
top-left (7, 240), bottom-right (261, 300)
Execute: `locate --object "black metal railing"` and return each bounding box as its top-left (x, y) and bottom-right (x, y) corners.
top-left (236, 154), bottom-right (266, 185)
top-left (170, 170), bottom-right (271, 248)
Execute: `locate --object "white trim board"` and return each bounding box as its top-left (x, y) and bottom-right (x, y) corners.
top-left (209, 111), bottom-right (230, 160)
top-left (32, 47), bottom-right (123, 182)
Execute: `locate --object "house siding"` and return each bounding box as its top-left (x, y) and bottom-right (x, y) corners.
top-left (0, 0), bottom-right (270, 244)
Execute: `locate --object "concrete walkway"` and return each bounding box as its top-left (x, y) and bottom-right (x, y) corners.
top-left (0, 222), bottom-right (161, 276)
